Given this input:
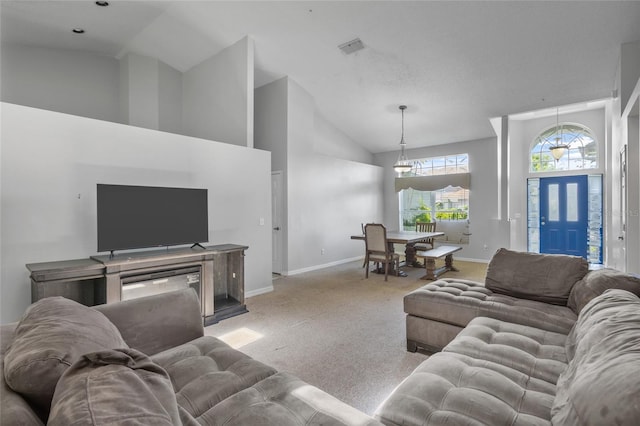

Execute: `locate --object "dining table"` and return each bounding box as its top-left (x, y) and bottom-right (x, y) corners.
top-left (351, 230), bottom-right (445, 276)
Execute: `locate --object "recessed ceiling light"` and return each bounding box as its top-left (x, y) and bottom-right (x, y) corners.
top-left (95, 1), bottom-right (109, 6)
top-left (72, 28), bottom-right (85, 34)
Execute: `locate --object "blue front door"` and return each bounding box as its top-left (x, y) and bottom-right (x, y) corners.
top-left (539, 175), bottom-right (588, 258)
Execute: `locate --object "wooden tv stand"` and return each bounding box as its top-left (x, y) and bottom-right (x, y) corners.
top-left (26, 244), bottom-right (247, 325)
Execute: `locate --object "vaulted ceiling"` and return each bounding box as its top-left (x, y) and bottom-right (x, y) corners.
top-left (2, 1), bottom-right (639, 152)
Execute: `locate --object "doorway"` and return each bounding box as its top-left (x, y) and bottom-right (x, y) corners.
top-left (271, 171), bottom-right (284, 275)
top-left (539, 175), bottom-right (588, 257)
top-left (527, 174), bottom-right (602, 262)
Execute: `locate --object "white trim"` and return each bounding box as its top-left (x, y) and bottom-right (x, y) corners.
top-left (286, 256), bottom-right (363, 276)
top-left (245, 285), bottom-right (273, 298)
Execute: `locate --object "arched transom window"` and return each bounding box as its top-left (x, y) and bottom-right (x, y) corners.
top-left (529, 123), bottom-right (597, 172)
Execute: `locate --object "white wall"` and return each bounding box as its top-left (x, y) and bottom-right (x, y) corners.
top-left (626, 114), bottom-right (640, 274)
top-left (0, 103), bottom-right (272, 323)
top-left (183, 37), bottom-right (254, 147)
top-left (254, 78), bottom-right (288, 173)
top-left (1, 45), bottom-right (120, 123)
top-left (254, 78), bottom-right (289, 270)
top-left (287, 153), bottom-right (384, 273)
top-left (375, 137), bottom-right (507, 262)
top-left (286, 80), bottom-right (384, 273)
top-left (314, 113), bottom-right (374, 164)
top-left (120, 53), bottom-right (183, 133)
top-left (621, 42), bottom-right (640, 112)
top-left (123, 53), bottom-right (160, 130)
top-left (618, 41), bottom-right (640, 274)
top-left (118, 55), bottom-right (131, 125)
top-left (158, 61), bottom-right (183, 134)
top-left (255, 77), bottom-right (383, 274)
top-left (1, 43), bottom-right (250, 147)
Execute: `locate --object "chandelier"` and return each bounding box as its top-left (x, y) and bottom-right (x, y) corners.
top-left (393, 105), bottom-right (413, 174)
top-left (549, 107), bottom-right (569, 161)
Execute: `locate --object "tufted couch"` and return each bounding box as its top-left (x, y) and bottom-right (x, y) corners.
top-left (1, 288), bottom-right (382, 425)
top-left (4, 249), bottom-right (640, 426)
top-left (404, 248), bottom-right (592, 353)
top-left (374, 249), bottom-right (640, 425)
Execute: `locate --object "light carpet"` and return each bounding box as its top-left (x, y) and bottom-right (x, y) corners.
top-left (205, 259), bottom-right (487, 416)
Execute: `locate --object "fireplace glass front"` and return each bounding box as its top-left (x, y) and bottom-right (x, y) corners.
top-left (121, 266), bottom-right (201, 302)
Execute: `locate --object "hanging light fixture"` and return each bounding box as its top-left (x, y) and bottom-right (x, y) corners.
top-left (549, 107), bottom-right (569, 162)
top-left (393, 105), bottom-right (413, 174)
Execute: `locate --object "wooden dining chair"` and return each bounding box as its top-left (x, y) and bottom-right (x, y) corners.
top-left (364, 223), bottom-right (400, 281)
top-left (414, 221), bottom-right (437, 251)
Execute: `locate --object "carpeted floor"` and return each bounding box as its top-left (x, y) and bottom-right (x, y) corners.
top-left (205, 259), bottom-right (487, 416)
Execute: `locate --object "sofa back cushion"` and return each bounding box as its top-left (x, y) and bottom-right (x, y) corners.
top-left (48, 348), bottom-right (181, 426)
top-left (485, 248), bottom-right (588, 305)
top-left (567, 268), bottom-right (640, 314)
top-left (95, 288), bottom-right (204, 356)
top-left (3, 297), bottom-right (128, 416)
top-left (1, 323), bottom-right (44, 426)
top-left (551, 289), bottom-right (640, 425)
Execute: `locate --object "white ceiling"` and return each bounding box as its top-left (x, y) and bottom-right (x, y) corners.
top-left (2, 1), bottom-right (640, 153)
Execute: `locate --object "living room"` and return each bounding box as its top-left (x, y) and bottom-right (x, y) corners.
top-left (2, 2), bottom-right (640, 425)
top-left (2, 1), bottom-right (639, 325)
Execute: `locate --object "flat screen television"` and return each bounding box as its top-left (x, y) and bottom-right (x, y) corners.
top-left (97, 184), bottom-right (208, 253)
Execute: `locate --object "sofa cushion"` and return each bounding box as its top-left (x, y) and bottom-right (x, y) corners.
top-left (443, 317), bottom-right (568, 385)
top-left (94, 288), bottom-right (204, 356)
top-left (405, 279), bottom-right (577, 334)
top-left (375, 351), bottom-right (558, 426)
top-left (3, 297), bottom-right (127, 415)
top-left (567, 268), bottom-right (640, 314)
top-left (48, 348), bottom-right (181, 426)
top-left (150, 335), bottom-right (277, 420)
top-left (552, 290), bottom-right (640, 425)
top-left (198, 371), bottom-right (382, 426)
top-left (1, 323), bottom-right (45, 425)
top-left (376, 316), bottom-right (569, 426)
top-left (485, 248), bottom-right (588, 305)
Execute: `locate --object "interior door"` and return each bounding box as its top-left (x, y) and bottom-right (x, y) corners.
top-left (539, 175), bottom-right (588, 258)
top-left (271, 171), bottom-right (284, 275)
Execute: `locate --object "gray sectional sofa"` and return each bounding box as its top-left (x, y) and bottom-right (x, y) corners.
top-left (1, 288), bottom-right (382, 425)
top-left (2, 248), bottom-right (640, 426)
top-left (404, 248), bottom-right (591, 353)
top-left (375, 249), bottom-right (640, 425)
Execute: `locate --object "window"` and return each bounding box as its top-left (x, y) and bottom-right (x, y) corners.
top-left (530, 123), bottom-right (597, 172)
top-left (399, 154), bottom-right (470, 231)
top-left (412, 153), bottom-right (469, 176)
top-left (401, 187), bottom-right (469, 228)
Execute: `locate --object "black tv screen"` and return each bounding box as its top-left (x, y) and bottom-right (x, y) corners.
top-left (97, 184), bottom-right (208, 252)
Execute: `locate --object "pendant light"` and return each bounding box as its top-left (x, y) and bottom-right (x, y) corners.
top-left (549, 107), bottom-right (569, 162)
top-left (393, 105), bottom-right (413, 174)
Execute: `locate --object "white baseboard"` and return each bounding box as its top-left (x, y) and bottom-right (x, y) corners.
top-left (455, 257), bottom-right (489, 264)
top-left (283, 256), bottom-right (485, 276)
top-left (245, 285), bottom-right (274, 298)
top-left (286, 256), bottom-right (363, 276)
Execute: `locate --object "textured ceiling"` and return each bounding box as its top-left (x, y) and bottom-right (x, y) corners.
top-left (2, 1), bottom-right (639, 153)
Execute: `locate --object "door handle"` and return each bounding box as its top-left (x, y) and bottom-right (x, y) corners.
top-left (273, 227), bottom-right (280, 231)
top-left (618, 235), bottom-right (624, 241)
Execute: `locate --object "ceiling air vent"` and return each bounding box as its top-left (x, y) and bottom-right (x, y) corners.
top-left (338, 38), bottom-right (364, 55)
